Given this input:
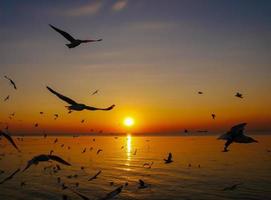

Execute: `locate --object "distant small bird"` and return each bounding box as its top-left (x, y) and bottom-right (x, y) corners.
top-left (40, 112), bottom-right (44, 115)
top-left (81, 119), bottom-right (85, 123)
top-left (138, 179), bottom-right (148, 189)
top-left (99, 185), bottom-right (123, 200)
top-left (54, 114), bottom-right (59, 120)
top-left (47, 86), bottom-right (115, 112)
top-left (0, 130), bottom-right (20, 151)
top-left (23, 154), bottom-right (71, 172)
top-left (218, 123), bottom-right (258, 152)
top-left (133, 149), bottom-right (137, 155)
top-left (184, 129), bottom-right (188, 133)
top-left (34, 123), bottom-right (39, 127)
top-left (211, 114), bottom-right (216, 120)
top-left (49, 150), bottom-right (54, 155)
top-left (54, 138), bottom-right (58, 143)
top-left (235, 92), bottom-right (243, 99)
top-left (20, 181), bottom-right (26, 187)
top-left (0, 168), bottom-right (20, 184)
top-left (222, 183), bottom-right (242, 191)
top-left (143, 161), bottom-right (153, 169)
top-left (198, 91), bottom-right (203, 94)
top-left (97, 149), bottom-right (102, 154)
top-left (91, 90), bottom-right (99, 95)
top-left (4, 95), bottom-right (10, 102)
top-left (88, 170), bottom-right (102, 181)
top-left (49, 24), bottom-right (102, 49)
top-left (164, 153), bottom-right (173, 164)
top-left (4, 76), bottom-right (17, 90)
top-left (82, 148), bottom-right (86, 153)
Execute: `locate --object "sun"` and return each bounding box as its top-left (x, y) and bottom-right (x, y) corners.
top-left (123, 117), bottom-right (134, 127)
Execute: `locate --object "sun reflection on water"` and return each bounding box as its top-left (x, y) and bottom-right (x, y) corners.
top-left (126, 134), bottom-right (132, 161)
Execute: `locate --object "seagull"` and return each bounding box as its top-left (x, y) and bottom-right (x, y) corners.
top-left (133, 149), bottom-right (137, 155)
top-left (143, 161), bottom-right (153, 169)
top-left (0, 130), bottom-right (20, 151)
top-left (164, 152), bottom-right (173, 164)
top-left (0, 168), bottom-right (20, 184)
top-left (49, 24), bottom-right (102, 49)
top-left (138, 179), bottom-right (148, 189)
top-left (63, 185), bottom-right (90, 200)
top-left (91, 90), bottom-right (99, 95)
top-left (198, 91), bottom-right (203, 94)
top-left (4, 95), bottom-right (10, 102)
top-left (218, 123), bottom-right (258, 152)
top-left (47, 86), bottom-right (115, 112)
top-left (99, 185), bottom-right (123, 200)
top-left (82, 148), bottom-right (86, 153)
top-left (23, 154), bottom-right (71, 172)
top-left (54, 138), bottom-right (58, 143)
top-left (97, 149), bottom-right (103, 154)
top-left (88, 170), bottom-right (102, 181)
top-left (34, 123), bottom-right (39, 127)
top-left (235, 92), bottom-right (243, 99)
top-left (54, 114), bottom-right (59, 120)
top-left (211, 114), bottom-right (216, 120)
top-left (4, 76), bottom-right (17, 90)
top-left (222, 183), bottom-right (242, 191)
top-left (40, 112), bottom-right (44, 115)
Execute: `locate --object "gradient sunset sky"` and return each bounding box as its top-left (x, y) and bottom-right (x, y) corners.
top-left (1, 0), bottom-right (271, 134)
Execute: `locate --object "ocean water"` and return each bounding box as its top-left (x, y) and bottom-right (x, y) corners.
top-left (0, 135), bottom-right (271, 200)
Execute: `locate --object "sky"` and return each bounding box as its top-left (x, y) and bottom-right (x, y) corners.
top-left (0, 0), bottom-right (271, 135)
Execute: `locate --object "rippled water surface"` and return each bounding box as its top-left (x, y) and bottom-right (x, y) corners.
top-left (0, 135), bottom-right (271, 200)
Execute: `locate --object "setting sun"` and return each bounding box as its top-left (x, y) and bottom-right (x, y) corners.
top-left (123, 117), bottom-right (135, 127)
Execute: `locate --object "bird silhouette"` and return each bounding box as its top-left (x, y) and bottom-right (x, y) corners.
top-left (138, 179), bottom-right (148, 189)
top-left (4, 76), bottom-right (17, 90)
top-left (97, 149), bottom-right (103, 154)
top-left (164, 152), bottom-right (173, 164)
top-left (4, 95), bottom-right (10, 102)
top-left (88, 170), bottom-right (102, 181)
top-left (49, 24), bottom-right (102, 49)
top-left (235, 92), bottom-right (243, 98)
top-left (23, 154), bottom-right (71, 172)
top-left (222, 183), bottom-right (243, 191)
top-left (47, 86), bottom-right (115, 112)
top-left (0, 168), bottom-right (20, 184)
top-left (91, 90), bottom-right (99, 95)
top-left (211, 114), bottom-right (216, 120)
top-left (0, 130), bottom-right (20, 151)
top-left (218, 123), bottom-right (258, 152)
top-left (99, 185), bottom-right (123, 200)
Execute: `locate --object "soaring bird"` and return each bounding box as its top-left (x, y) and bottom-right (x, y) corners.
top-left (0, 168), bottom-right (20, 184)
top-left (218, 123), bottom-right (258, 152)
top-left (23, 154), bottom-right (71, 172)
top-left (164, 152), bottom-right (173, 164)
top-left (198, 91), bottom-right (203, 94)
top-left (88, 170), bottom-right (102, 181)
top-left (91, 90), bottom-right (99, 95)
top-left (4, 95), bottom-right (10, 102)
top-left (235, 92), bottom-right (243, 99)
top-left (211, 114), bottom-right (216, 120)
top-left (97, 149), bottom-right (103, 154)
top-left (0, 130), bottom-right (20, 151)
top-left (138, 179), bottom-right (148, 189)
top-left (49, 24), bottom-right (102, 49)
top-left (99, 185), bottom-right (123, 200)
top-left (47, 86), bottom-right (115, 112)
top-left (4, 76), bottom-right (17, 90)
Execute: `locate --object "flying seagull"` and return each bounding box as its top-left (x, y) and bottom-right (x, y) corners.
top-left (164, 152), bottom-right (173, 164)
top-left (91, 90), bottom-right (99, 95)
top-left (0, 168), bottom-right (20, 184)
top-left (63, 185), bottom-right (90, 200)
top-left (198, 91), bottom-right (203, 94)
top-left (211, 114), bottom-right (216, 120)
top-left (218, 123), bottom-right (258, 152)
top-left (222, 183), bottom-right (243, 191)
top-left (4, 76), bottom-right (17, 90)
top-left (47, 86), bottom-right (115, 112)
top-left (0, 130), bottom-right (20, 151)
top-left (23, 154), bottom-right (71, 172)
top-left (49, 24), bottom-right (102, 49)
top-left (138, 179), bottom-right (148, 189)
top-left (4, 95), bottom-right (10, 102)
top-left (99, 185), bottom-right (123, 200)
top-left (88, 170), bottom-right (102, 181)
top-left (235, 92), bottom-right (243, 99)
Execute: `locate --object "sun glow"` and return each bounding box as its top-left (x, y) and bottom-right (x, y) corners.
top-left (123, 117), bottom-right (134, 127)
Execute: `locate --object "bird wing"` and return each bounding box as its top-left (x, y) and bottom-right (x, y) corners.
top-left (47, 86), bottom-right (78, 105)
top-left (88, 170), bottom-right (101, 181)
top-left (48, 155), bottom-right (71, 166)
top-left (49, 24), bottom-right (76, 42)
top-left (0, 130), bottom-right (20, 151)
top-left (0, 168), bottom-right (20, 184)
top-left (99, 185), bottom-right (123, 200)
top-left (85, 104), bottom-right (115, 111)
top-left (230, 123), bottom-right (246, 137)
top-left (139, 179), bottom-right (145, 185)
